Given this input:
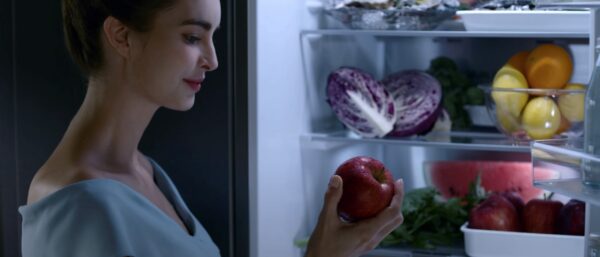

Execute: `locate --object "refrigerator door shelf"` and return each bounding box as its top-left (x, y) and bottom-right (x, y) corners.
top-left (532, 138), bottom-right (600, 206)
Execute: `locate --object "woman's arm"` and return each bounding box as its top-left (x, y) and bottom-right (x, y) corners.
top-left (304, 175), bottom-right (404, 257)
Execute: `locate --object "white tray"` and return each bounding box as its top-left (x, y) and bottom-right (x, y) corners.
top-left (457, 10), bottom-right (590, 33)
top-left (461, 223), bottom-right (584, 257)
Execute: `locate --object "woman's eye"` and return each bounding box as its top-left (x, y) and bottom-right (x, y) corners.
top-left (184, 35), bottom-right (201, 44)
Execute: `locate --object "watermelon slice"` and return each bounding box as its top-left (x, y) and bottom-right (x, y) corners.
top-left (426, 161), bottom-right (558, 203)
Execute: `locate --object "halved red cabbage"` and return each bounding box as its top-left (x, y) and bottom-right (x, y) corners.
top-left (326, 67), bottom-right (396, 138)
top-left (382, 70), bottom-right (442, 137)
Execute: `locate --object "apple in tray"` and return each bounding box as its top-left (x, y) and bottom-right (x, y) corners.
top-left (556, 199), bottom-right (586, 236)
top-left (500, 191), bottom-right (525, 214)
top-left (463, 194), bottom-right (587, 257)
top-left (468, 193), bottom-right (521, 232)
top-left (523, 198), bottom-right (563, 234)
top-left (334, 156), bottom-right (395, 222)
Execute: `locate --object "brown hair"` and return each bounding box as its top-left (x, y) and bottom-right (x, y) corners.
top-left (61, 0), bottom-right (177, 76)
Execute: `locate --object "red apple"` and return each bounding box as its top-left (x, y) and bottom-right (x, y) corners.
top-left (335, 156), bottom-right (395, 222)
top-left (523, 198), bottom-right (563, 234)
top-left (556, 199), bottom-right (586, 236)
top-left (468, 194), bottom-right (521, 232)
top-left (500, 191), bottom-right (525, 215)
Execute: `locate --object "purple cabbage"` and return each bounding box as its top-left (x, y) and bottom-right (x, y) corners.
top-left (326, 67), bottom-right (396, 138)
top-left (382, 70), bottom-right (442, 137)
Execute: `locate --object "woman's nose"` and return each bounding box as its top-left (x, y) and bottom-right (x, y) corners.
top-left (201, 43), bottom-right (218, 71)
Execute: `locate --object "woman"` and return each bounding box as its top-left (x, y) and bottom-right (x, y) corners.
top-left (19, 0), bottom-right (405, 256)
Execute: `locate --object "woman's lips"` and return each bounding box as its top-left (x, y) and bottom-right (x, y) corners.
top-left (184, 79), bottom-right (202, 92)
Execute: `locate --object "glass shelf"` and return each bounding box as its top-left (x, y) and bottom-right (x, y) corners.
top-left (534, 179), bottom-right (600, 206)
top-left (301, 29), bottom-right (590, 39)
top-left (366, 245), bottom-right (466, 257)
top-left (302, 131), bottom-right (532, 152)
top-left (532, 139), bottom-right (600, 206)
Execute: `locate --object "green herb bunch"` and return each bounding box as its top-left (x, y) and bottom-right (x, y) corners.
top-left (427, 57), bottom-right (485, 130)
top-left (381, 174), bottom-right (487, 249)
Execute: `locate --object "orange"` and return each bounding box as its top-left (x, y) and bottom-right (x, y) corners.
top-left (506, 51), bottom-right (530, 74)
top-left (525, 44), bottom-right (573, 89)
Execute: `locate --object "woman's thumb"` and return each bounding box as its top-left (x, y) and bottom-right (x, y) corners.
top-left (323, 175), bottom-right (343, 218)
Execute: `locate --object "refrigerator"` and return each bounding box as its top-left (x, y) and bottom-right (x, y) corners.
top-left (250, 0), bottom-right (600, 257)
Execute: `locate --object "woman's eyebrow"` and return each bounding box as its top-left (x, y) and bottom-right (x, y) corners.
top-left (180, 19), bottom-right (214, 30)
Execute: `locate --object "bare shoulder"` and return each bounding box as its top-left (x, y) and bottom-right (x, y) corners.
top-left (26, 161), bottom-right (98, 205)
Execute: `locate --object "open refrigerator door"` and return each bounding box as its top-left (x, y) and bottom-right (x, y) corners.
top-left (251, 0), bottom-right (600, 256)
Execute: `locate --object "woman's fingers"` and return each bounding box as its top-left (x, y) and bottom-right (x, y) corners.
top-left (308, 177), bottom-right (405, 257)
top-left (361, 215), bottom-right (403, 254)
top-left (392, 179), bottom-right (404, 211)
top-left (371, 210), bottom-right (404, 244)
top-left (356, 179), bottom-right (405, 251)
top-left (358, 214), bottom-right (404, 254)
top-left (357, 179), bottom-right (405, 235)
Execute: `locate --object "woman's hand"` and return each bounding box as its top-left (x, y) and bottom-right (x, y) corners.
top-left (305, 175), bottom-right (404, 257)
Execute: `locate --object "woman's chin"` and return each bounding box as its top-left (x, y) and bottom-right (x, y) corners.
top-left (166, 99), bottom-right (195, 112)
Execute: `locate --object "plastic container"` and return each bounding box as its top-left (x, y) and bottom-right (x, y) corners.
top-left (484, 87), bottom-right (586, 141)
top-left (464, 105), bottom-right (494, 127)
top-left (458, 10), bottom-right (590, 33)
top-left (461, 223), bottom-right (585, 257)
top-left (324, 7), bottom-right (457, 30)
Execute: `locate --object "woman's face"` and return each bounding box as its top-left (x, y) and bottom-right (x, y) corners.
top-left (128, 0), bottom-right (221, 111)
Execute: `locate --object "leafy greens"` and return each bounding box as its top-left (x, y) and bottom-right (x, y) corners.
top-left (381, 175), bottom-right (486, 249)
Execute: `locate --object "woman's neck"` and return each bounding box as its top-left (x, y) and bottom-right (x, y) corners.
top-left (57, 76), bottom-right (158, 173)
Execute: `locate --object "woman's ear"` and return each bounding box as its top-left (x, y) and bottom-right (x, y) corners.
top-left (102, 16), bottom-right (131, 59)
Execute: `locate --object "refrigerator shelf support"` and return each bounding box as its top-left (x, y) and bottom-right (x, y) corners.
top-left (302, 131), bottom-right (532, 153)
top-left (301, 29), bottom-right (589, 39)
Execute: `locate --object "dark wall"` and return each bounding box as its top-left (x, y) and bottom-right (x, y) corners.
top-left (13, 0), bottom-right (87, 208)
top-left (0, 0), bottom-right (247, 256)
top-left (0, 0), bottom-right (16, 256)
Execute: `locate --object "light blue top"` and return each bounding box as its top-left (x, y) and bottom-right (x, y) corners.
top-left (19, 158), bottom-right (221, 257)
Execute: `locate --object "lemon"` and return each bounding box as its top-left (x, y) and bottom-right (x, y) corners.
top-left (521, 97), bottom-right (562, 140)
top-left (492, 65), bottom-right (529, 117)
top-left (496, 106), bottom-right (520, 133)
top-left (558, 83), bottom-right (586, 122)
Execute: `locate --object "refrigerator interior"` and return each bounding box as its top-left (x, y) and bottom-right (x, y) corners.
top-left (299, 10), bottom-right (599, 257)
top-left (297, 34), bottom-right (587, 256)
top-left (252, 1), bottom-right (600, 257)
